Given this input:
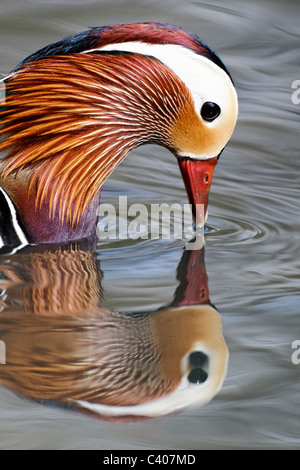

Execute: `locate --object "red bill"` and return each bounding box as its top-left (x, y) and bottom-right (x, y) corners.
top-left (178, 157), bottom-right (218, 227)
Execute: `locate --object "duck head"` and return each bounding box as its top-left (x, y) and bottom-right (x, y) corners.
top-left (0, 23), bottom-right (238, 244)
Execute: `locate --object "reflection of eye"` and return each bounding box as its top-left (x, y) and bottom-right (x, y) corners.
top-left (188, 351), bottom-right (208, 384)
top-left (201, 101), bottom-right (221, 122)
top-left (188, 368), bottom-right (208, 384)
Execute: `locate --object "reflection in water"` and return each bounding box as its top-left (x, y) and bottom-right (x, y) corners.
top-left (0, 240), bottom-right (228, 421)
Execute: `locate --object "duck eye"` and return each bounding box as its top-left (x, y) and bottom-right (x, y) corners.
top-left (201, 102), bottom-right (221, 122)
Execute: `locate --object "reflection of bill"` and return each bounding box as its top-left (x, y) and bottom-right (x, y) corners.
top-left (0, 243), bottom-right (228, 421)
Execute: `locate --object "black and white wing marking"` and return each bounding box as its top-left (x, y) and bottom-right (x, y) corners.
top-left (0, 187), bottom-right (28, 248)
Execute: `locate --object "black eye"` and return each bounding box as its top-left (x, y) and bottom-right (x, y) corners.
top-left (201, 101), bottom-right (221, 122)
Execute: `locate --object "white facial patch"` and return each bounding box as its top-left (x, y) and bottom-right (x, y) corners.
top-left (83, 42), bottom-right (238, 156)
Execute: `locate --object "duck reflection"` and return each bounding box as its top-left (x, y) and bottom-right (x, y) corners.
top-left (0, 238), bottom-right (228, 420)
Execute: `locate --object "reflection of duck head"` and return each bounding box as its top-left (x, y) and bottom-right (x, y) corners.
top-left (0, 242), bottom-right (228, 420)
top-left (0, 22), bottom-right (237, 245)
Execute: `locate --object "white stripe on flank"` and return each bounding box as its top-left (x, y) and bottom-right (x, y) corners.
top-left (0, 187), bottom-right (28, 245)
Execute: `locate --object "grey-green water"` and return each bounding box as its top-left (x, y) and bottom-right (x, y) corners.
top-left (0, 0), bottom-right (299, 450)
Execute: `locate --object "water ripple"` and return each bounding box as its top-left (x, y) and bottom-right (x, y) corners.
top-left (206, 214), bottom-right (266, 245)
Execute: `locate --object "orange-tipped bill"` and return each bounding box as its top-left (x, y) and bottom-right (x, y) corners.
top-left (178, 157), bottom-right (218, 228)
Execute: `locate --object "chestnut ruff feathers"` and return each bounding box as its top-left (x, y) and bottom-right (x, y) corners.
top-left (0, 53), bottom-right (190, 226)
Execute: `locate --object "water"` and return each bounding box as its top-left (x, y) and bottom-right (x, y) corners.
top-left (0, 0), bottom-right (299, 450)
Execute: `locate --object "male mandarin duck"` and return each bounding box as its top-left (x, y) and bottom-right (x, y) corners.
top-left (0, 22), bottom-right (238, 246)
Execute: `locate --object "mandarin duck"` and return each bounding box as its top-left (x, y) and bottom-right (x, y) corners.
top-left (0, 22), bottom-right (238, 246)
